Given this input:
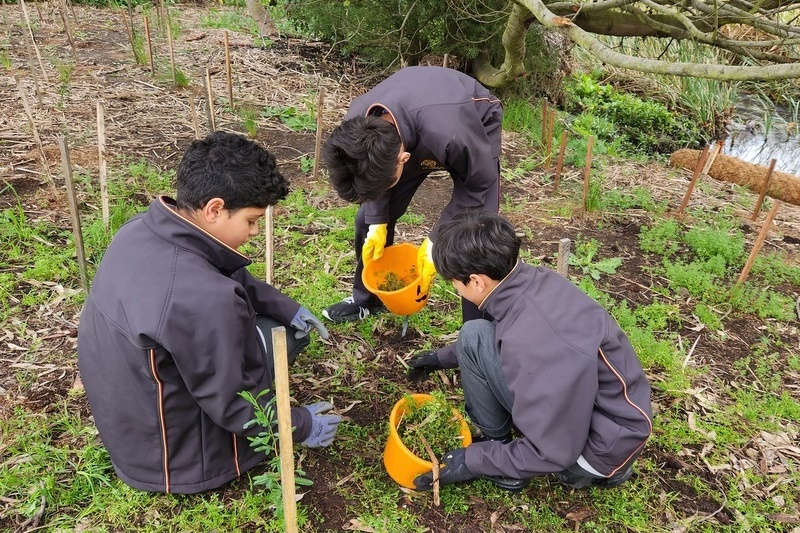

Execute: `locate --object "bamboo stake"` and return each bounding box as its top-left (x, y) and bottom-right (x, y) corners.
top-left (96, 100), bottom-right (109, 229)
top-left (144, 15), bottom-right (154, 75)
top-left (552, 130), bottom-right (568, 192)
top-left (737, 200), bottom-right (781, 284)
top-left (442, 53), bottom-right (449, 68)
top-left (557, 238), bottom-right (571, 276)
top-left (420, 436), bottom-right (440, 507)
top-left (312, 86), bottom-right (326, 181)
top-left (167, 21), bottom-right (176, 86)
top-left (750, 159), bottom-right (777, 221)
top-left (19, 0), bottom-right (49, 82)
top-left (188, 93), bottom-right (200, 139)
top-left (205, 68), bottom-right (216, 131)
top-left (677, 144), bottom-right (710, 216)
top-left (15, 75), bottom-right (54, 190)
top-left (582, 135), bottom-right (594, 211)
top-left (59, 0), bottom-right (78, 61)
top-left (21, 30), bottom-right (42, 104)
top-left (58, 136), bottom-right (89, 294)
top-left (119, 8), bottom-right (138, 64)
top-left (540, 99), bottom-right (548, 147)
top-left (224, 31), bottom-right (233, 108)
top-left (270, 326), bottom-right (298, 533)
top-left (265, 205), bottom-right (274, 284)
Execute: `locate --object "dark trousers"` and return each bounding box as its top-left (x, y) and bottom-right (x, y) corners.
top-left (255, 315), bottom-right (309, 384)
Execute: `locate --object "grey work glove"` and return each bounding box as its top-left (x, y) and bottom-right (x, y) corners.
top-left (301, 401), bottom-right (342, 448)
top-left (413, 448), bottom-right (476, 490)
top-left (290, 306), bottom-right (330, 340)
top-left (406, 350), bottom-right (443, 381)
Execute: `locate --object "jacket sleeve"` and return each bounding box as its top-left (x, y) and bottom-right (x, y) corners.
top-left (158, 280), bottom-right (311, 441)
top-left (464, 335), bottom-right (598, 478)
top-left (230, 267), bottom-right (301, 325)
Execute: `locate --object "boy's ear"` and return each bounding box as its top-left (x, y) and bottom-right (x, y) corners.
top-left (200, 198), bottom-right (226, 223)
top-left (470, 274), bottom-right (486, 290)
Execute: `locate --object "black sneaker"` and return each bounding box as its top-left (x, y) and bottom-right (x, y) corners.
top-left (591, 466), bottom-right (633, 488)
top-left (322, 297), bottom-right (386, 323)
top-left (486, 475), bottom-right (529, 491)
top-left (554, 465), bottom-right (634, 490)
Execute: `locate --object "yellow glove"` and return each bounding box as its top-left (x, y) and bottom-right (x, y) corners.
top-left (362, 224), bottom-right (388, 264)
top-left (417, 237), bottom-right (437, 293)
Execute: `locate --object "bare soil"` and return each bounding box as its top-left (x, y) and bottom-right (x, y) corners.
top-left (2, 5), bottom-right (800, 533)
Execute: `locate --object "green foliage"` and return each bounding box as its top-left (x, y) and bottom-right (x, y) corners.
top-left (563, 73), bottom-right (699, 154)
top-left (638, 218), bottom-right (682, 256)
top-left (568, 239), bottom-right (622, 280)
top-left (397, 391), bottom-right (464, 458)
top-left (261, 105), bottom-right (315, 132)
top-left (299, 155), bottom-right (314, 173)
top-left (239, 389), bottom-right (313, 522)
top-left (201, 8), bottom-right (258, 34)
top-left (683, 221), bottom-right (745, 271)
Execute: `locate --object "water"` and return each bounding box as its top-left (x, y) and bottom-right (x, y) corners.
top-left (723, 95), bottom-right (800, 176)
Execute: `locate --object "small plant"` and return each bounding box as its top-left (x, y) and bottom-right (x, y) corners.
top-left (397, 392), bottom-right (464, 459)
top-left (568, 239), bottom-right (622, 280)
top-left (299, 155), bottom-right (314, 173)
top-left (377, 269), bottom-right (415, 291)
top-left (239, 107), bottom-right (259, 138)
top-left (262, 105), bottom-right (316, 132)
top-left (239, 389), bottom-right (313, 520)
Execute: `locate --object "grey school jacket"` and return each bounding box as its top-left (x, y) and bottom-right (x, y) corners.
top-left (346, 66), bottom-right (503, 239)
top-left (462, 262), bottom-right (653, 478)
top-left (77, 197), bottom-right (311, 494)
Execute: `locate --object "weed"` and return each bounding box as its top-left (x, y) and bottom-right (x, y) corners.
top-left (569, 238), bottom-right (622, 280)
top-left (261, 105), bottom-right (315, 132)
top-left (299, 155), bottom-right (314, 173)
top-left (397, 392), bottom-right (465, 459)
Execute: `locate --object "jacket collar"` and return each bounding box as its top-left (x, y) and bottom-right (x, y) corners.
top-left (143, 196), bottom-right (252, 275)
top-left (478, 261), bottom-right (534, 320)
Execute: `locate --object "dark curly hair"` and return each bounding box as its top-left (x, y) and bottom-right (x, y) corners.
top-left (433, 211), bottom-right (521, 284)
top-left (322, 115), bottom-right (401, 203)
top-left (176, 131), bottom-right (289, 212)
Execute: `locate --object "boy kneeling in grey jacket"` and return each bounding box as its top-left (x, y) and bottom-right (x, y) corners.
top-left (411, 211), bottom-right (652, 491)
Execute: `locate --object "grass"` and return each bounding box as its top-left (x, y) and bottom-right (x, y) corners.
top-left (2, 97), bottom-right (799, 533)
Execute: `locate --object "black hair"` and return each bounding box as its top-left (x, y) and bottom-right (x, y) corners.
top-left (433, 211), bottom-right (521, 284)
top-left (322, 115), bottom-right (402, 203)
top-left (175, 131), bottom-right (289, 212)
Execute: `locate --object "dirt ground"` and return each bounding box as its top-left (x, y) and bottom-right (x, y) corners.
top-left (2, 4), bottom-right (800, 532)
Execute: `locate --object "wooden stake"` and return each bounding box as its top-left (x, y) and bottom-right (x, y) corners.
top-left (58, 136), bottom-right (89, 294)
top-left (541, 99), bottom-right (548, 147)
top-left (205, 68), bottom-right (216, 131)
top-left (119, 8), bottom-right (138, 64)
top-left (678, 144), bottom-right (710, 216)
top-left (59, 0), bottom-right (78, 61)
top-left (265, 205), bottom-right (274, 284)
top-left (18, 0), bottom-right (49, 82)
top-left (737, 200), bottom-right (781, 284)
top-left (188, 93), bottom-right (200, 139)
top-left (270, 326), bottom-right (298, 533)
top-left (557, 238), bottom-right (571, 276)
top-left (582, 135), bottom-right (594, 211)
top-left (545, 110), bottom-right (556, 169)
top-left (442, 53), bottom-right (449, 68)
top-left (552, 131), bottom-right (568, 192)
top-left (312, 86), bottom-right (326, 181)
top-left (15, 75), bottom-right (54, 190)
top-left (167, 21), bottom-right (176, 85)
top-left (144, 15), bottom-right (154, 75)
top-left (224, 31), bottom-right (233, 108)
top-left (21, 29), bottom-right (42, 104)
top-left (96, 100), bottom-right (109, 229)
top-left (750, 158), bottom-right (777, 221)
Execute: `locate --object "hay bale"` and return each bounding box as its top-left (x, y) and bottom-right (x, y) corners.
top-left (670, 149), bottom-right (800, 206)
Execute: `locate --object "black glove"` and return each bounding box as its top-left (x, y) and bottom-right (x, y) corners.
top-left (413, 448), bottom-right (476, 490)
top-left (406, 350), bottom-right (443, 381)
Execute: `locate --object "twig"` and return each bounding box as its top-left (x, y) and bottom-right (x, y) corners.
top-left (682, 335), bottom-right (701, 368)
top-left (419, 435), bottom-right (440, 506)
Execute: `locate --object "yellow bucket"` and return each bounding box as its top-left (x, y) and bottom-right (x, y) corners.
top-left (383, 393), bottom-right (472, 489)
top-left (361, 243), bottom-right (430, 316)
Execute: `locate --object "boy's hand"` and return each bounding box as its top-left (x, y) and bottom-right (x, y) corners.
top-left (362, 224), bottom-right (388, 263)
top-left (406, 350), bottom-right (443, 381)
top-left (413, 448), bottom-right (475, 490)
top-left (417, 237), bottom-right (436, 293)
top-left (290, 307), bottom-right (330, 340)
top-left (301, 401), bottom-right (342, 448)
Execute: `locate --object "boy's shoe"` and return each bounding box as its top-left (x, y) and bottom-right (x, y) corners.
top-left (473, 432), bottom-right (514, 445)
top-left (486, 475), bottom-right (529, 491)
top-left (322, 297), bottom-right (386, 323)
top-left (554, 465), bottom-right (633, 490)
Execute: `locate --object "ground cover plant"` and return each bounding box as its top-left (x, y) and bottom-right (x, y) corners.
top-left (396, 392), bottom-right (466, 459)
top-left (1, 4), bottom-right (799, 532)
